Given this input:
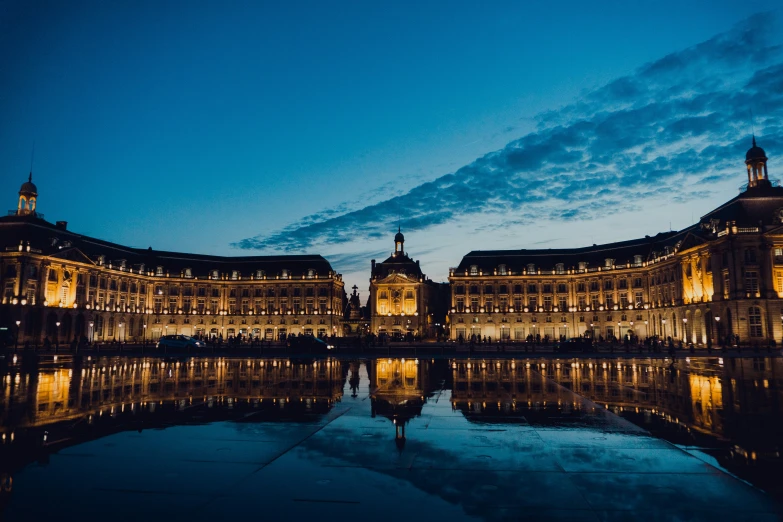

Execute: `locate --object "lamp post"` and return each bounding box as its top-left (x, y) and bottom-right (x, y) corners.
top-left (15, 320), bottom-right (20, 351)
top-left (143, 323), bottom-right (147, 348)
top-left (55, 321), bottom-right (61, 352)
top-left (683, 317), bottom-right (688, 344)
top-left (662, 318), bottom-right (666, 340)
top-left (89, 321), bottom-right (94, 344)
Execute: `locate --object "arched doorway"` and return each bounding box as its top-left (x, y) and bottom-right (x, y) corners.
top-left (75, 313), bottom-right (85, 341)
top-left (61, 313), bottom-right (72, 342)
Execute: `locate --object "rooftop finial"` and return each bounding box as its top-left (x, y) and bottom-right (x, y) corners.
top-left (29, 140), bottom-right (34, 181)
top-left (752, 135), bottom-right (757, 148)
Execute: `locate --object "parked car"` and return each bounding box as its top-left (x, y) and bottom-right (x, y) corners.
top-left (288, 335), bottom-right (334, 352)
top-left (156, 335), bottom-right (206, 351)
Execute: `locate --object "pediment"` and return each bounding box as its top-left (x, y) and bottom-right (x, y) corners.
top-left (376, 272), bottom-right (416, 284)
top-left (48, 247), bottom-right (96, 266)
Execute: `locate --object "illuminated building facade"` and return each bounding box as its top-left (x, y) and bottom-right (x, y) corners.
top-left (369, 229), bottom-right (445, 338)
top-left (448, 139), bottom-right (783, 346)
top-left (0, 177), bottom-right (345, 344)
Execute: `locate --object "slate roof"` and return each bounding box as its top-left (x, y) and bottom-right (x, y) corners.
top-left (0, 214), bottom-right (335, 277)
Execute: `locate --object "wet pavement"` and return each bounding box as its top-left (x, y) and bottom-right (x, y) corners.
top-left (1, 355), bottom-right (781, 521)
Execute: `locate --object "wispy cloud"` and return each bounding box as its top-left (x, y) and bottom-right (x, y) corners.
top-left (234, 13), bottom-right (783, 254)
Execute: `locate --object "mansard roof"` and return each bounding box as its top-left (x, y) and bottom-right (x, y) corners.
top-left (0, 214), bottom-right (335, 277)
top-left (372, 252), bottom-right (424, 278)
top-left (455, 230), bottom-right (691, 274)
top-left (699, 184), bottom-right (783, 229)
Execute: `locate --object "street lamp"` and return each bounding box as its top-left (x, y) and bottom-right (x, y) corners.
top-left (14, 320), bottom-right (20, 351)
top-left (715, 316), bottom-right (721, 345)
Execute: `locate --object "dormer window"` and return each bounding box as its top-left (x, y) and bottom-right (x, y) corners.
top-left (498, 264), bottom-right (507, 275)
top-left (156, 266), bottom-right (163, 276)
top-left (98, 255), bottom-right (105, 266)
top-left (256, 270), bottom-right (265, 279)
top-left (231, 270), bottom-right (239, 280)
top-left (604, 258), bottom-right (614, 268)
top-left (555, 263), bottom-right (565, 274)
top-left (119, 260), bottom-right (126, 269)
top-left (578, 261), bottom-right (587, 271)
top-left (306, 269), bottom-right (315, 279)
top-left (526, 264), bottom-right (536, 275)
top-left (281, 269), bottom-right (289, 279)
top-left (633, 255), bottom-right (643, 266)
top-left (139, 264), bottom-right (145, 273)
top-left (211, 270), bottom-right (219, 280)
top-left (184, 268), bottom-right (192, 278)
top-left (469, 265), bottom-right (478, 276)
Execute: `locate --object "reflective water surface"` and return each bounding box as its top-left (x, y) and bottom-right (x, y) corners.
top-left (1, 354), bottom-right (782, 521)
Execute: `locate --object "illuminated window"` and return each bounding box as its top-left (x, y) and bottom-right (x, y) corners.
top-left (749, 306), bottom-right (763, 337)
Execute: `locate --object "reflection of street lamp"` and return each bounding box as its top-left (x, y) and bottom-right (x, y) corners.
top-left (683, 317), bottom-right (688, 342)
top-left (55, 321), bottom-right (61, 351)
top-left (89, 321), bottom-right (94, 343)
top-left (143, 323), bottom-right (147, 347)
top-left (15, 320), bottom-right (20, 351)
top-left (119, 322), bottom-right (124, 343)
top-left (662, 318), bottom-right (667, 339)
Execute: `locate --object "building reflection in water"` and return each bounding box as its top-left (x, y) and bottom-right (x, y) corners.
top-left (368, 358), bottom-right (430, 450)
top-left (0, 355), bottom-right (345, 496)
top-left (1, 355), bottom-right (782, 498)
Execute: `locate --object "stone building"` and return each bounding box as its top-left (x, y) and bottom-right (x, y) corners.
top-left (448, 138), bottom-right (783, 347)
top-left (368, 229), bottom-right (445, 338)
top-left (0, 177), bottom-right (344, 345)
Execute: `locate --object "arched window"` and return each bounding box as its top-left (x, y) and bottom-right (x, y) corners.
top-left (184, 268), bottom-right (192, 278)
top-left (748, 306), bottom-right (763, 337)
top-left (527, 264), bottom-right (536, 275)
top-left (555, 263), bottom-right (565, 275)
top-left (306, 269), bottom-right (315, 279)
top-left (281, 269), bottom-right (289, 279)
top-left (156, 266), bottom-right (163, 276)
top-left (231, 270), bottom-right (239, 280)
top-left (211, 270), bottom-right (219, 280)
top-left (95, 316), bottom-right (104, 336)
top-left (498, 264), bottom-right (507, 275)
top-left (256, 270), bottom-right (265, 279)
top-left (469, 265), bottom-right (478, 276)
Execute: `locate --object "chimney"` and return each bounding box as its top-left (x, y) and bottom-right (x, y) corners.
top-left (371, 259), bottom-right (376, 272)
top-left (56, 221), bottom-right (68, 230)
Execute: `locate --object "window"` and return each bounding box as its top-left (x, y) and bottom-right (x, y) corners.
top-left (184, 268), bottom-right (192, 278)
top-left (455, 285), bottom-right (465, 295)
top-left (527, 264), bottom-right (536, 275)
top-left (557, 283), bottom-right (567, 293)
top-left (577, 282), bottom-right (586, 293)
top-left (558, 297), bottom-right (567, 311)
top-left (484, 285), bottom-right (494, 294)
top-left (604, 280), bottom-right (613, 290)
top-left (634, 292), bottom-right (643, 307)
top-left (604, 258), bottom-right (614, 268)
top-left (745, 271), bottom-right (759, 294)
top-left (156, 266), bottom-right (163, 276)
top-left (723, 271), bottom-right (730, 298)
top-left (469, 265), bottom-right (479, 275)
top-left (528, 296), bottom-right (537, 309)
top-left (555, 263), bottom-right (565, 274)
top-left (211, 270), bottom-right (219, 280)
top-left (633, 255), bottom-right (643, 266)
top-left (543, 296), bottom-right (552, 311)
top-left (543, 284), bottom-right (552, 294)
top-left (633, 277), bottom-right (643, 288)
top-left (578, 261), bottom-right (587, 271)
top-left (306, 269), bottom-right (315, 279)
top-left (498, 285), bottom-right (508, 294)
top-left (498, 264), bottom-right (507, 275)
top-left (745, 249), bottom-right (757, 264)
top-left (527, 283), bottom-right (537, 294)
top-left (456, 297), bottom-right (465, 312)
top-left (749, 306), bottom-right (763, 337)
top-left (231, 271), bottom-right (239, 280)
top-left (619, 279), bottom-right (628, 289)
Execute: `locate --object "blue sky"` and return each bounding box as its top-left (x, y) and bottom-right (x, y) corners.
top-left (2, 1), bottom-right (782, 294)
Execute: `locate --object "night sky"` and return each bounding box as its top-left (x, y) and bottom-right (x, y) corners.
top-left (2, 1), bottom-right (782, 293)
